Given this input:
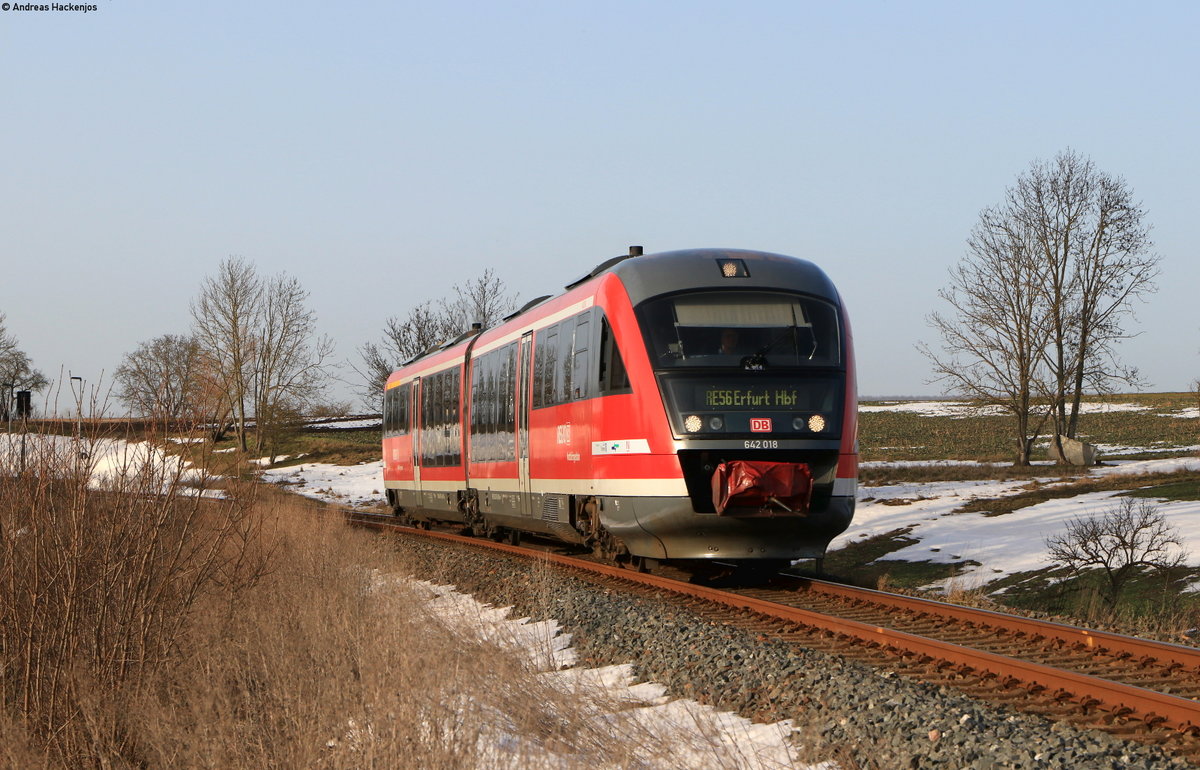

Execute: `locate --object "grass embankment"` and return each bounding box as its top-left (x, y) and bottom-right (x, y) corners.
top-left (159, 419), bottom-right (382, 480)
top-left (0, 437), bottom-right (720, 768)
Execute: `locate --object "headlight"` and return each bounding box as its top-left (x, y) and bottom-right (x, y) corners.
top-left (808, 414), bottom-right (826, 432)
top-left (684, 415), bottom-right (703, 433)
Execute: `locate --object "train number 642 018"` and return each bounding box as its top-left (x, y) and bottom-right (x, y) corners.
top-left (382, 247), bottom-right (857, 570)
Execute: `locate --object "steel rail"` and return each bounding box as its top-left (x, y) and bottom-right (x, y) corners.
top-left (350, 513), bottom-right (1200, 733)
top-left (793, 577), bottom-right (1200, 672)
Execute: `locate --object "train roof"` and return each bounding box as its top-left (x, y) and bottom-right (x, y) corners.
top-left (602, 248), bottom-right (840, 306)
top-left (395, 247), bottom-right (840, 372)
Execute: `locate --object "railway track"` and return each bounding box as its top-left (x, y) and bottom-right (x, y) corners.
top-left (344, 509), bottom-right (1200, 761)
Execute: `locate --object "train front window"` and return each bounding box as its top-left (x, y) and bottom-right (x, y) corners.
top-left (637, 292), bottom-right (840, 369)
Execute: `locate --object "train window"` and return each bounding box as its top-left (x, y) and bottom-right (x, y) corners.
top-left (636, 291), bottom-right (841, 369)
top-left (598, 315), bottom-right (630, 394)
top-left (572, 312), bottom-right (590, 400)
top-left (448, 369), bottom-right (461, 466)
top-left (499, 343), bottom-right (516, 454)
top-left (419, 368), bottom-right (461, 467)
top-left (398, 384), bottom-right (409, 434)
top-left (469, 357), bottom-right (487, 461)
top-left (469, 345), bottom-right (517, 463)
top-left (533, 310), bottom-right (605, 408)
top-left (384, 383), bottom-right (409, 436)
top-left (536, 325), bottom-right (558, 408)
top-left (557, 315), bottom-right (575, 404)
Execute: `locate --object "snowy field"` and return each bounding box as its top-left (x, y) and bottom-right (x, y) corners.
top-left (834, 456), bottom-right (1200, 592)
top-left (858, 399), bottom-right (1197, 420)
top-left (0, 433), bottom-right (216, 495)
top-left (260, 459), bottom-right (385, 508)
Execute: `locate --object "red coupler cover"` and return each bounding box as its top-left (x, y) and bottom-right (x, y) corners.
top-left (711, 460), bottom-right (813, 515)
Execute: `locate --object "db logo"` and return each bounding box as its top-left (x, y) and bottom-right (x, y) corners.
top-left (749, 417), bottom-right (772, 433)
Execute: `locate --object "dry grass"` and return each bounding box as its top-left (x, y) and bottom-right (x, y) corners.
top-left (1, 427), bottom-right (812, 768)
top-left (859, 392), bottom-right (1199, 463)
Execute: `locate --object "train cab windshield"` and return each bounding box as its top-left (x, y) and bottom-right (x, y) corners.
top-left (637, 291), bottom-right (841, 369)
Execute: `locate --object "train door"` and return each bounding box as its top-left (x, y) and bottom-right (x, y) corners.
top-left (412, 376), bottom-right (424, 508)
top-left (516, 332), bottom-right (533, 516)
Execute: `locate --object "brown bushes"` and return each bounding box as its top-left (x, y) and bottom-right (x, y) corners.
top-left (0, 433), bottom-right (261, 766)
top-left (0, 435), bottom-right (740, 768)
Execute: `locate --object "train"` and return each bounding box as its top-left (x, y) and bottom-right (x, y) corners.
top-left (382, 247), bottom-right (856, 571)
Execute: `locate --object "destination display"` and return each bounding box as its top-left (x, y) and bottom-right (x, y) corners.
top-left (657, 371), bottom-right (844, 426)
top-left (702, 386), bottom-right (800, 410)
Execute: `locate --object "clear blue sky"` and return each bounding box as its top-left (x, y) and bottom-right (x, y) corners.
top-left (2, 1), bottom-right (1197, 408)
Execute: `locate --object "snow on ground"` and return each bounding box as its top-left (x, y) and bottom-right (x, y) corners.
top-left (304, 417), bottom-right (382, 430)
top-left (259, 460), bottom-right (385, 508)
top-left (386, 577), bottom-right (819, 769)
top-left (834, 456), bottom-right (1200, 591)
top-left (860, 459), bottom-right (1018, 469)
top-left (1090, 442), bottom-right (1200, 456)
top-left (857, 401), bottom-right (1008, 418)
top-left (0, 434), bottom-right (217, 495)
top-left (857, 399), bottom-right (1161, 419)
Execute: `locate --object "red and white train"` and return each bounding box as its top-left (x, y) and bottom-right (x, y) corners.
top-left (382, 247), bottom-right (856, 569)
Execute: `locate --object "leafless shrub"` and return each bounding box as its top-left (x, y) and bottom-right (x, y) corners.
top-left (2, 427), bottom-right (805, 766)
top-left (1044, 497), bottom-right (1188, 605)
top-left (0, 420), bottom-right (265, 765)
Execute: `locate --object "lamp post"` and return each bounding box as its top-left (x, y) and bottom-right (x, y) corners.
top-left (70, 374), bottom-right (83, 427)
top-left (70, 375), bottom-right (85, 464)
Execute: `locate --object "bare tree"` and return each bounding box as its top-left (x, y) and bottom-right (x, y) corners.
top-left (191, 258), bottom-right (261, 450)
top-left (252, 272), bottom-right (335, 456)
top-left (1045, 497), bottom-right (1187, 605)
top-left (114, 334), bottom-right (205, 427)
top-left (0, 313), bottom-right (48, 421)
top-left (1011, 150), bottom-right (1158, 458)
top-left (356, 270), bottom-right (517, 400)
top-left (919, 205), bottom-right (1057, 464)
top-left (445, 268), bottom-right (518, 332)
top-left (191, 258), bottom-right (333, 452)
top-left (923, 150), bottom-right (1157, 465)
